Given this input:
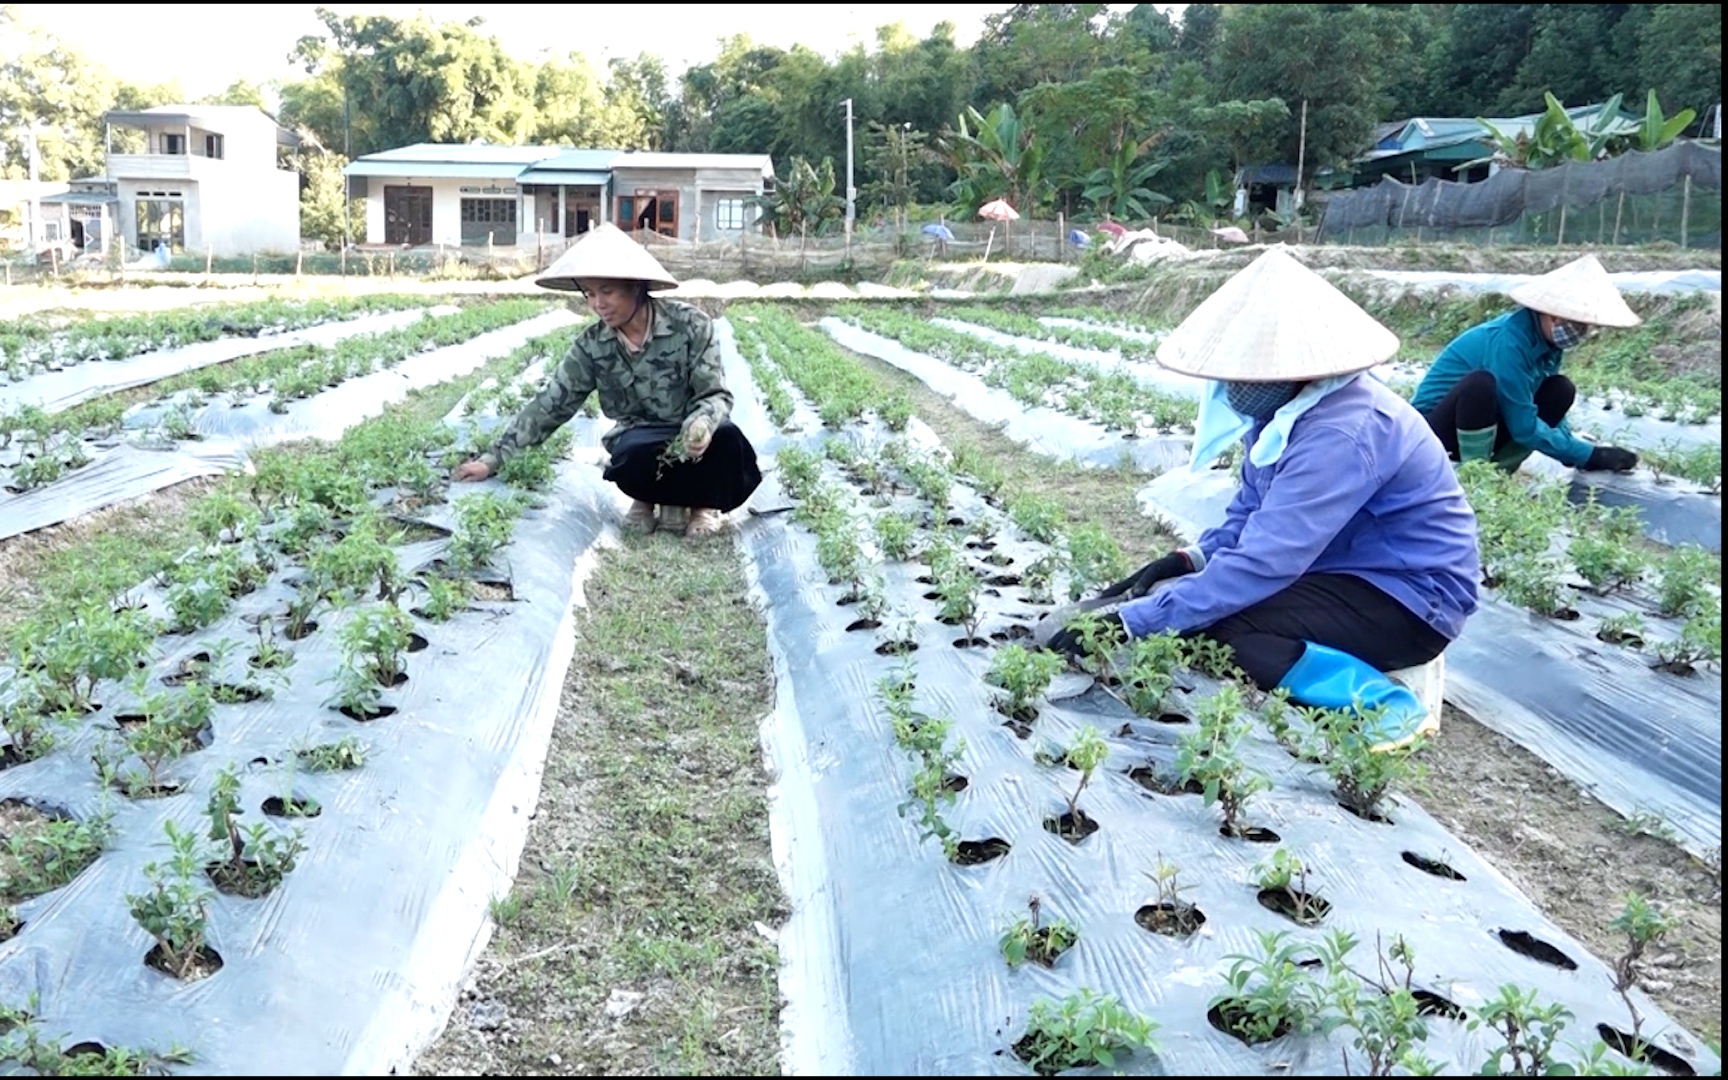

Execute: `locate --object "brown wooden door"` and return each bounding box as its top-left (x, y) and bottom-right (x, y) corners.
top-left (653, 190), bottom-right (678, 237)
top-left (384, 185), bottom-right (433, 246)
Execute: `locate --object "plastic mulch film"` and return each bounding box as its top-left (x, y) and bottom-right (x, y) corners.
top-left (0, 310), bottom-right (583, 543)
top-left (819, 317), bottom-right (1193, 472)
top-left (0, 464), bottom-right (615, 1074)
top-left (1356, 269), bottom-right (1720, 297)
top-left (0, 307), bottom-right (452, 416)
top-left (0, 441), bottom-right (250, 541)
top-left (930, 318), bottom-right (1199, 398)
top-left (1039, 316), bottom-right (1164, 344)
top-left (121, 309), bottom-right (582, 447)
top-left (743, 421), bottom-right (1720, 1076)
top-left (1564, 470), bottom-right (1720, 553)
top-left (1135, 469), bottom-right (1723, 859)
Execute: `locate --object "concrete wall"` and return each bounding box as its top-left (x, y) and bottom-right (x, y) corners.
top-left (361, 174), bottom-right (529, 247)
top-left (610, 166), bottom-right (767, 240)
top-left (111, 116), bottom-right (298, 256)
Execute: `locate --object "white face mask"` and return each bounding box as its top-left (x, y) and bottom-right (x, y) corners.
top-left (1548, 318), bottom-right (1591, 349)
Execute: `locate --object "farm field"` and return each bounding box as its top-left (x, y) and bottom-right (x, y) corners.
top-left (0, 260), bottom-right (1719, 1078)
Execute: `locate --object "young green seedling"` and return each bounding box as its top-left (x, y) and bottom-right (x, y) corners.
top-left (1175, 684), bottom-right (1271, 838)
top-left (126, 820), bottom-right (217, 980)
top-left (1212, 929), bottom-right (1328, 1045)
top-left (1467, 985), bottom-right (1576, 1077)
top-left (1000, 894), bottom-right (1078, 970)
top-left (203, 764), bottom-right (306, 898)
top-left (1141, 855), bottom-right (1203, 935)
top-left (1061, 725), bottom-right (1109, 830)
top-left (1608, 891), bottom-right (1678, 1046)
top-left (985, 644), bottom-right (1064, 723)
top-left (1254, 848), bottom-right (1330, 926)
top-left (1013, 989), bottom-right (1159, 1077)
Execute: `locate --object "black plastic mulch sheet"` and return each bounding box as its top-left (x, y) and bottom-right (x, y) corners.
top-left (0, 310), bottom-right (582, 542)
top-left (819, 317), bottom-right (1193, 473)
top-left (1135, 470), bottom-right (1722, 860)
top-left (738, 420), bottom-right (1719, 1076)
top-left (0, 307), bottom-right (448, 416)
top-left (0, 463), bottom-right (613, 1073)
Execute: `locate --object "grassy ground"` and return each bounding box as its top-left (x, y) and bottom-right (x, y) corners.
top-left (409, 532), bottom-right (784, 1076)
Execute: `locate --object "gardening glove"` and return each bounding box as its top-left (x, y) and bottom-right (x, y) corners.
top-left (682, 415), bottom-right (714, 461)
top-left (1043, 612), bottom-right (1128, 662)
top-left (1583, 445), bottom-right (1638, 473)
top-left (1096, 551), bottom-right (1193, 600)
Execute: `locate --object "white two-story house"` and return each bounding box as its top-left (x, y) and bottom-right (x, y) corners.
top-left (91, 105), bottom-right (301, 258)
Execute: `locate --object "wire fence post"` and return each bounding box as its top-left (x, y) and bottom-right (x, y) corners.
top-left (1680, 174), bottom-right (1691, 249)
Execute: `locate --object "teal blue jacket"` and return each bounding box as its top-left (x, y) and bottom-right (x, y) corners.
top-left (1411, 307), bottom-right (1595, 468)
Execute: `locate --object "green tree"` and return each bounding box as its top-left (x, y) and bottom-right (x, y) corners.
top-left (604, 54), bottom-right (671, 150)
top-left (940, 102), bottom-right (1049, 213)
top-left (752, 156), bottom-right (844, 235)
top-left (0, 4), bottom-right (116, 180)
top-left (1081, 135), bottom-right (1172, 219)
top-left (200, 80), bottom-right (267, 109)
top-left (287, 8), bottom-right (537, 157)
top-left (292, 147), bottom-right (362, 248)
top-left (1636, 4), bottom-right (1723, 125)
top-left (530, 52), bottom-right (618, 147)
top-left (1216, 4), bottom-right (1409, 181)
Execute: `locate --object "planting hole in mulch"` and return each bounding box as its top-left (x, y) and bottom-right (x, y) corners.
top-left (1020, 927), bottom-right (1077, 969)
top-left (952, 636), bottom-right (989, 648)
top-left (1401, 851), bottom-right (1467, 881)
top-left (1043, 810), bottom-right (1100, 845)
top-left (1155, 712), bottom-right (1191, 725)
top-left (145, 943), bottom-right (223, 982)
top-left (965, 538), bottom-right (997, 551)
top-left (262, 794), bottom-right (322, 819)
top-left (386, 520), bottom-right (451, 544)
top-left (1223, 824), bottom-right (1282, 843)
top-left (845, 617), bottom-right (882, 632)
top-left (206, 859), bottom-right (283, 899)
top-left (985, 573), bottom-right (1022, 587)
top-left (1653, 659), bottom-right (1702, 676)
top-left (874, 640), bottom-right (918, 657)
top-left (376, 670), bottom-right (409, 689)
top-left (1257, 887), bottom-right (1332, 926)
top-left (1496, 929), bottom-right (1578, 970)
top-left (1135, 901), bottom-right (1205, 937)
top-left (915, 575), bottom-right (936, 585)
top-left (835, 591), bottom-right (862, 607)
top-left (1209, 999), bottom-right (1290, 1045)
top-left (1125, 765), bottom-right (1201, 797)
top-left (1002, 717), bottom-right (1034, 740)
top-left (212, 683), bottom-right (269, 704)
top-left (949, 838), bottom-right (1011, 866)
top-left (406, 633), bottom-right (430, 653)
top-left (1548, 608), bottom-right (1582, 622)
top-left (471, 579), bottom-right (515, 602)
top-left (112, 714), bottom-right (213, 751)
top-left (945, 516), bottom-right (966, 528)
top-left (339, 703), bottom-right (399, 722)
top-left (282, 618), bottom-right (320, 641)
top-left (163, 652), bottom-right (213, 684)
top-left (1413, 990), bottom-right (1467, 1021)
top-left (982, 552), bottom-right (1014, 567)
top-left (922, 590), bottom-right (943, 601)
top-left (942, 774), bottom-right (969, 794)
top-left (1338, 800), bottom-right (1394, 825)
top-left (988, 624), bottom-right (1033, 643)
top-left (1598, 627), bottom-right (1645, 648)
top-left (1596, 1023), bottom-right (1698, 1076)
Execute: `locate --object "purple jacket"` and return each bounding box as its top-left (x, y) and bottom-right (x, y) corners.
top-left (1121, 375), bottom-right (1481, 641)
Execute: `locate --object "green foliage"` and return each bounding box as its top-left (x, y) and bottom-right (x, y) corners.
top-left (1, 812), bottom-right (112, 904)
top-left (125, 821), bottom-right (215, 979)
top-left (1013, 989), bottom-right (1159, 1076)
top-left (999, 896), bottom-right (1078, 970)
top-left (1213, 929), bottom-right (1329, 1044)
top-left (985, 644), bottom-right (1064, 721)
top-left (1175, 683), bottom-right (1271, 837)
top-left (448, 491), bottom-right (525, 573)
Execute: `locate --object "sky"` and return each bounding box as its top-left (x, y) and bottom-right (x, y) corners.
top-left (20, 4), bottom-right (1182, 107)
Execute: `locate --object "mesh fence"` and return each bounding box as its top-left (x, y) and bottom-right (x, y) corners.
top-left (1317, 141), bottom-right (1722, 248)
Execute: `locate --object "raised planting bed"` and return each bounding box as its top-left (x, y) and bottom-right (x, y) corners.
top-left (0, 303), bottom-right (578, 541)
top-left (0, 392), bottom-right (613, 1073)
top-left (740, 412), bottom-right (1719, 1076)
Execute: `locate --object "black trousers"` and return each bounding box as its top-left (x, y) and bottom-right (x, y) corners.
top-left (1192, 573), bottom-right (1450, 690)
top-left (602, 422), bottom-right (763, 513)
top-left (1423, 369), bottom-right (1576, 458)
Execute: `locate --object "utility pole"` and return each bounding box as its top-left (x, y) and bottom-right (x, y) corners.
top-left (842, 97), bottom-right (855, 255)
top-left (24, 126), bottom-right (40, 251)
top-left (342, 86), bottom-right (352, 274)
top-left (900, 121), bottom-right (911, 235)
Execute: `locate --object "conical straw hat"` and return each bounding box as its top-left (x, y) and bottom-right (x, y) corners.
top-left (1155, 247), bottom-right (1399, 381)
top-left (1507, 254), bottom-right (1641, 328)
top-left (535, 222), bottom-right (680, 293)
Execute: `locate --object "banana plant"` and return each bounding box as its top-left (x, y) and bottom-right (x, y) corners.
top-left (1633, 89), bottom-right (1697, 152)
top-left (1463, 92), bottom-right (1629, 172)
top-left (1082, 136), bottom-right (1173, 221)
top-left (941, 103), bottom-right (1048, 214)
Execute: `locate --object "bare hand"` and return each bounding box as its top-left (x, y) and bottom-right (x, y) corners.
top-left (452, 460), bottom-right (492, 482)
top-left (683, 418), bottom-right (713, 461)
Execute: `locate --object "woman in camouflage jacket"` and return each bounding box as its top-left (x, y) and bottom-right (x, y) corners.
top-left (453, 223), bottom-right (763, 538)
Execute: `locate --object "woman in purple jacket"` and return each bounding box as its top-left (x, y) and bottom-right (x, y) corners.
top-left (1047, 249), bottom-right (1481, 752)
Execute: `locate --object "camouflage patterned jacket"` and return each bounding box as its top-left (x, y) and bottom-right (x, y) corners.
top-left (479, 298), bottom-right (733, 470)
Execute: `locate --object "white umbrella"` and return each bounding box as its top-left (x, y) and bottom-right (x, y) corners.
top-left (977, 199), bottom-right (1020, 261)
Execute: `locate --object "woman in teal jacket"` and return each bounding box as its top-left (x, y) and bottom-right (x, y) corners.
top-left (1412, 254), bottom-right (1642, 474)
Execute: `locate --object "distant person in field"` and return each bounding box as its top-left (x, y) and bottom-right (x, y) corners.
top-left (452, 223), bottom-right (763, 538)
top-left (1412, 253), bottom-right (1642, 474)
top-left (1045, 249), bottom-right (1480, 753)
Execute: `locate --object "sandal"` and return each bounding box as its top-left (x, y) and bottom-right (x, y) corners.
top-left (685, 508), bottom-right (728, 538)
top-left (659, 505), bottom-right (691, 534)
top-left (622, 501), bottom-right (658, 533)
